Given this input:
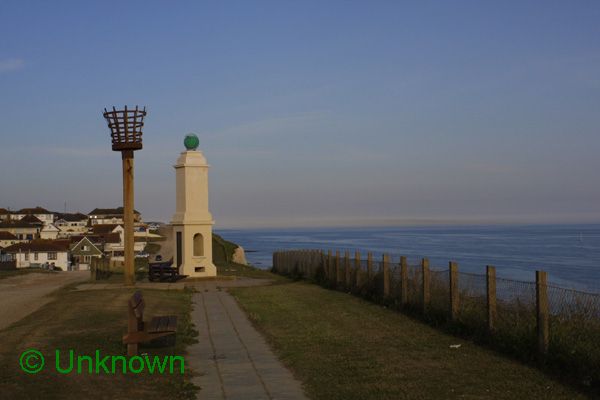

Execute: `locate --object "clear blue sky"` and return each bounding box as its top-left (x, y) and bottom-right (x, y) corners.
top-left (1, 1), bottom-right (599, 228)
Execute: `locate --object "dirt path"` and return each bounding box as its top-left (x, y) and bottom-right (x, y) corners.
top-left (0, 271), bottom-right (88, 331)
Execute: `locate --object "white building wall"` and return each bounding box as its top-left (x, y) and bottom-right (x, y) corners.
top-left (15, 251), bottom-right (69, 270)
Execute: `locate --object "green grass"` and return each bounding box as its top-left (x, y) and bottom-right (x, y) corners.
top-left (0, 286), bottom-right (198, 399)
top-left (0, 268), bottom-right (56, 280)
top-left (230, 280), bottom-right (588, 400)
top-left (212, 234), bottom-right (239, 264)
top-left (216, 261), bottom-right (285, 280)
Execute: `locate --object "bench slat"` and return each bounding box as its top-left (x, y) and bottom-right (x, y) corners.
top-left (148, 315), bottom-right (177, 333)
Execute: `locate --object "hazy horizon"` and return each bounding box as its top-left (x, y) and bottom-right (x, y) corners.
top-left (1, 2), bottom-right (599, 229)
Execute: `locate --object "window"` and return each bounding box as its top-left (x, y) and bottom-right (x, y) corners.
top-left (81, 245), bottom-right (89, 251)
top-left (26, 234), bottom-right (33, 240)
top-left (34, 252), bottom-right (38, 261)
top-left (24, 253), bottom-right (29, 261)
top-left (48, 252), bottom-right (57, 260)
top-left (193, 233), bottom-right (204, 257)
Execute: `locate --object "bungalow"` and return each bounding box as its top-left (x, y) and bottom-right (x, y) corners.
top-left (3, 240), bottom-right (70, 270)
top-left (12, 207), bottom-right (55, 226)
top-left (40, 223), bottom-right (61, 240)
top-left (69, 237), bottom-right (103, 271)
top-left (0, 231), bottom-right (20, 248)
top-left (102, 231), bottom-right (146, 260)
top-left (55, 213), bottom-right (89, 237)
top-left (0, 219), bottom-right (42, 241)
top-left (88, 207), bottom-right (141, 226)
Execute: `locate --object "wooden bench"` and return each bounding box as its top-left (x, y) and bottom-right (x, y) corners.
top-left (148, 261), bottom-right (187, 282)
top-left (122, 291), bottom-right (178, 356)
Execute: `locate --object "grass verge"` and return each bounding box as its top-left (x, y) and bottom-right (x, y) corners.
top-left (0, 268), bottom-right (56, 280)
top-left (230, 280), bottom-right (588, 400)
top-left (0, 286), bottom-right (198, 399)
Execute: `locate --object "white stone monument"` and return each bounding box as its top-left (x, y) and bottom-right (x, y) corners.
top-left (171, 134), bottom-right (217, 277)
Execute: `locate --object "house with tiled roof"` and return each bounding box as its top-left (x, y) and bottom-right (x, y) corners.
top-left (55, 213), bottom-right (89, 237)
top-left (3, 239), bottom-right (70, 270)
top-left (0, 219), bottom-right (42, 241)
top-left (88, 207), bottom-right (141, 226)
top-left (12, 207), bottom-right (55, 226)
top-left (0, 231), bottom-right (20, 248)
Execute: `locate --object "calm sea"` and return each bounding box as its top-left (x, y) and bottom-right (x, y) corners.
top-left (217, 224), bottom-right (600, 293)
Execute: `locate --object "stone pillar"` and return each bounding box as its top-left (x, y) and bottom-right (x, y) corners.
top-left (171, 134), bottom-right (217, 277)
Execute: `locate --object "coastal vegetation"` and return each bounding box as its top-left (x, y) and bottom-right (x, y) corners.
top-left (230, 280), bottom-right (586, 400)
top-left (269, 250), bottom-right (600, 397)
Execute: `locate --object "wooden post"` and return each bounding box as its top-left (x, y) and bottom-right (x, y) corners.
top-left (327, 250), bottom-right (333, 284)
top-left (449, 262), bottom-right (459, 321)
top-left (367, 252), bottom-right (373, 280)
top-left (421, 258), bottom-right (430, 313)
top-left (486, 265), bottom-right (497, 333)
top-left (344, 251), bottom-right (351, 289)
top-left (90, 258), bottom-right (96, 280)
top-left (122, 150), bottom-right (135, 286)
top-left (335, 250), bottom-right (341, 287)
top-left (400, 256), bottom-right (408, 306)
top-left (536, 270), bottom-right (549, 357)
top-left (382, 254), bottom-right (390, 298)
top-left (354, 251), bottom-right (361, 289)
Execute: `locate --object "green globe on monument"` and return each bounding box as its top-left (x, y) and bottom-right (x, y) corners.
top-left (184, 133), bottom-right (199, 151)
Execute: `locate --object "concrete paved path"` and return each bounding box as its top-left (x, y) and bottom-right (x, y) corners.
top-left (0, 271), bottom-right (88, 331)
top-left (189, 282), bottom-right (307, 400)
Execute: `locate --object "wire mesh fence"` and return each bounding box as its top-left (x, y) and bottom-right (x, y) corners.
top-left (272, 248), bottom-right (600, 390)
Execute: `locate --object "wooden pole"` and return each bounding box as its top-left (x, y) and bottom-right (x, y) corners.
top-left (354, 251), bottom-right (361, 289)
top-left (122, 150), bottom-right (135, 286)
top-left (344, 251), bottom-right (351, 289)
top-left (400, 256), bottom-right (408, 306)
top-left (335, 250), bottom-right (341, 287)
top-left (449, 262), bottom-right (459, 321)
top-left (421, 258), bottom-right (430, 313)
top-left (486, 265), bottom-right (497, 333)
top-left (367, 252), bottom-right (373, 280)
top-left (327, 250), bottom-right (333, 284)
top-left (536, 270), bottom-right (549, 357)
top-left (382, 254), bottom-right (390, 298)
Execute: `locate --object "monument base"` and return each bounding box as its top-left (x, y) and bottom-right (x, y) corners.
top-left (172, 222), bottom-right (217, 278)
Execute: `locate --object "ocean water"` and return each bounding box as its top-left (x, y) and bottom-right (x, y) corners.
top-left (217, 224), bottom-right (600, 293)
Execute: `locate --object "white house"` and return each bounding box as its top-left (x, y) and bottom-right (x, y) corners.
top-left (3, 240), bottom-right (70, 270)
top-left (55, 213), bottom-right (89, 237)
top-left (0, 231), bottom-right (21, 248)
top-left (40, 223), bottom-right (61, 240)
top-left (12, 207), bottom-right (55, 226)
top-left (88, 207), bottom-right (141, 226)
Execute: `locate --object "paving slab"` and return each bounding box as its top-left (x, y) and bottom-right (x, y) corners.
top-left (189, 281), bottom-right (307, 400)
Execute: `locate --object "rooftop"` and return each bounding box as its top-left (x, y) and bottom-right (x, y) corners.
top-left (3, 239), bottom-right (70, 253)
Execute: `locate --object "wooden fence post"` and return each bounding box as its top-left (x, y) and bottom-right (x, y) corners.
top-left (354, 251), bottom-right (361, 289)
top-left (400, 256), bottom-right (408, 306)
top-left (536, 270), bottom-right (549, 357)
top-left (421, 258), bottom-right (430, 313)
top-left (449, 262), bottom-right (459, 321)
top-left (90, 258), bottom-right (97, 280)
top-left (327, 250), bottom-right (333, 284)
top-left (344, 251), bottom-right (351, 289)
top-left (335, 250), bottom-right (341, 287)
top-left (486, 265), bottom-right (497, 333)
top-left (367, 252), bottom-right (373, 281)
top-left (382, 254), bottom-right (390, 298)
